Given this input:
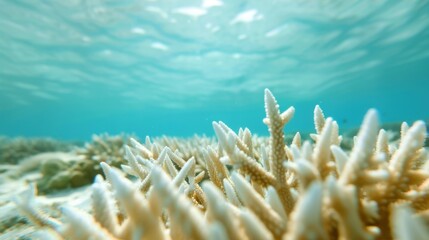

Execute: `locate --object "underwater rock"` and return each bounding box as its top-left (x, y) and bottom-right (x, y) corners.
top-left (40, 157), bottom-right (69, 177)
top-left (45, 172), bottom-right (71, 190)
top-left (24, 153), bottom-right (78, 194)
top-left (69, 171), bottom-right (88, 188)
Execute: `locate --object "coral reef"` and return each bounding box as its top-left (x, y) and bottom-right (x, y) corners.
top-left (11, 89), bottom-right (429, 239)
top-left (0, 134), bottom-right (130, 194)
top-left (0, 137), bottom-right (73, 165)
top-left (37, 133), bottom-right (131, 193)
top-left (75, 133), bottom-right (129, 168)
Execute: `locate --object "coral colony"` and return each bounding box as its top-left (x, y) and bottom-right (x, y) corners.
top-left (13, 89), bottom-right (429, 239)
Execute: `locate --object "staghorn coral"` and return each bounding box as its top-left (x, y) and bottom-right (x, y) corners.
top-left (75, 133), bottom-right (130, 168)
top-left (11, 89), bottom-right (429, 239)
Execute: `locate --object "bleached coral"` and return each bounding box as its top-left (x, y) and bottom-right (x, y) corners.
top-left (12, 89), bottom-right (429, 239)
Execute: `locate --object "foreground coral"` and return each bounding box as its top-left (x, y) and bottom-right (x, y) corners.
top-left (14, 89), bottom-right (429, 240)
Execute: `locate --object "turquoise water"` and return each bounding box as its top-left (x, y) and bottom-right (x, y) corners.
top-left (0, 0), bottom-right (428, 140)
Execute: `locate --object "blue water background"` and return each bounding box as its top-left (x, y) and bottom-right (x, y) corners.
top-left (0, 0), bottom-right (428, 140)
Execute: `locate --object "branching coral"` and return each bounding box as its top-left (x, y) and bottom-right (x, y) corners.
top-left (12, 89), bottom-right (429, 240)
top-left (75, 133), bottom-right (129, 168)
